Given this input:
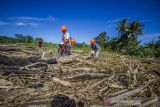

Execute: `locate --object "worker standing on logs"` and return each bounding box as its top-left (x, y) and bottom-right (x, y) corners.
top-left (59, 26), bottom-right (71, 55)
top-left (38, 39), bottom-right (43, 48)
top-left (90, 39), bottom-right (99, 59)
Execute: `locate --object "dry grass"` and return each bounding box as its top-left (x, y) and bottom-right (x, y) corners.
top-left (0, 45), bottom-right (160, 106)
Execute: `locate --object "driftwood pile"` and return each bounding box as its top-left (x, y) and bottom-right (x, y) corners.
top-left (0, 44), bottom-right (160, 107)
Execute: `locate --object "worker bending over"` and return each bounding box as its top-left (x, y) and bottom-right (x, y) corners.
top-left (90, 39), bottom-right (99, 59)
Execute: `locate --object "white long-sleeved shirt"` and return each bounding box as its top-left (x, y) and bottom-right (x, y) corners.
top-left (63, 32), bottom-right (70, 42)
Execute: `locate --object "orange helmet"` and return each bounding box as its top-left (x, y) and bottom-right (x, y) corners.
top-left (70, 39), bottom-right (75, 45)
top-left (90, 39), bottom-right (95, 44)
top-left (61, 26), bottom-right (67, 31)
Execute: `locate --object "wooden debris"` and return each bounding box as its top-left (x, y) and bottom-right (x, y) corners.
top-left (58, 55), bottom-right (95, 66)
top-left (109, 89), bottom-right (128, 96)
top-left (52, 77), bottom-right (72, 86)
top-left (109, 85), bottom-right (146, 101)
top-left (110, 83), bottom-right (124, 89)
top-left (19, 62), bottom-right (40, 70)
top-left (0, 54), bottom-right (41, 65)
top-left (58, 56), bottom-right (77, 64)
top-left (90, 78), bottom-right (107, 88)
top-left (138, 97), bottom-right (158, 107)
top-left (99, 85), bottom-right (109, 93)
top-left (61, 67), bottom-right (96, 73)
top-left (40, 57), bottom-right (57, 64)
top-left (21, 49), bottom-right (38, 55)
top-left (0, 86), bottom-right (22, 90)
top-left (0, 47), bottom-right (21, 51)
top-left (0, 45), bottom-right (160, 106)
top-left (64, 73), bottom-right (109, 81)
top-left (2, 69), bottom-right (35, 74)
top-left (0, 79), bottom-right (13, 86)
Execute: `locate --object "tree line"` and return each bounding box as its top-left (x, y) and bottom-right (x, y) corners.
top-left (14, 34), bottom-right (43, 43)
top-left (0, 34), bottom-right (43, 43)
top-left (94, 18), bottom-right (160, 58)
top-left (0, 34), bottom-right (52, 48)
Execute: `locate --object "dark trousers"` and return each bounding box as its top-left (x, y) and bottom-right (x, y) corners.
top-left (65, 43), bottom-right (71, 55)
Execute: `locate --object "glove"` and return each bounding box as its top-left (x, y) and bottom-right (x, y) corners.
top-left (91, 51), bottom-right (95, 54)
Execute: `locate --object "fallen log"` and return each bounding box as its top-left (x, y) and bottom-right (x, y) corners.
top-left (0, 47), bottom-right (21, 51)
top-left (108, 85), bottom-right (146, 101)
top-left (0, 86), bottom-right (22, 89)
top-left (64, 73), bottom-right (109, 81)
top-left (109, 89), bottom-right (128, 97)
top-left (99, 75), bottom-right (115, 93)
top-left (138, 97), bottom-right (159, 107)
top-left (90, 78), bottom-right (107, 88)
top-left (22, 99), bottom-right (50, 106)
top-left (0, 54), bottom-right (41, 66)
top-left (40, 57), bottom-right (57, 64)
top-left (71, 67), bottom-right (96, 72)
top-left (110, 82), bottom-right (124, 89)
top-left (61, 67), bottom-right (96, 73)
top-left (102, 86), bottom-right (146, 106)
top-left (99, 85), bottom-right (109, 93)
top-left (21, 49), bottom-right (38, 55)
top-left (3, 69), bottom-right (37, 75)
top-left (4, 72), bottom-right (55, 78)
top-left (58, 56), bottom-right (77, 64)
top-left (52, 77), bottom-right (72, 86)
top-left (19, 62), bottom-right (41, 70)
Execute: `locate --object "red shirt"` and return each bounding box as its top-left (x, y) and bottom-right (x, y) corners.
top-left (38, 40), bottom-right (42, 46)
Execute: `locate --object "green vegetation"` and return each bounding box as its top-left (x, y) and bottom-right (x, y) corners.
top-left (72, 42), bottom-right (91, 53)
top-left (15, 34), bottom-right (34, 43)
top-left (0, 34), bottom-right (58, 49)
top-left (93, 18), bottom-right (160, 58)
top-left (0, 36), bottom-right (18, 44)
top-left (0, 18), bottom-right (160, 58)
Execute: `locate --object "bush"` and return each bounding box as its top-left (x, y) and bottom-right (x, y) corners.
top-left (0, 36), bottom-right (18, 44)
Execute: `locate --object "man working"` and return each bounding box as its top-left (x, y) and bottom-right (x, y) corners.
top-left (59, 26), bottom-right (71, 55)
top-left (90, 39), bottom-right (99, 59)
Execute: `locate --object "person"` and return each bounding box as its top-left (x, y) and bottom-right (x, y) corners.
top-left (60, 25), bottom-right (71, 55)
top-left (69, 38), bottom-right (75, 46)
top-left (38, 39), bottom-right (43, 48)
top-left (69, 38), bottom-right (75, 54)
top-left (90, 39), bottom-right (99, 58)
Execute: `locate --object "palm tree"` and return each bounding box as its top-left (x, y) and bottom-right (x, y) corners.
top-left (127, 20), bottom-right (144, 40)
top-left (117, 19), bottom-right (129, 49)
top-left (117, 18), bottom-right (129, 36)
top-left (117, 19), bottom-right (144, 50)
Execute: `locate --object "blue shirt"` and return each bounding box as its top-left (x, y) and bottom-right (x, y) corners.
top-left (91, 43), bottom-right (99, 51)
